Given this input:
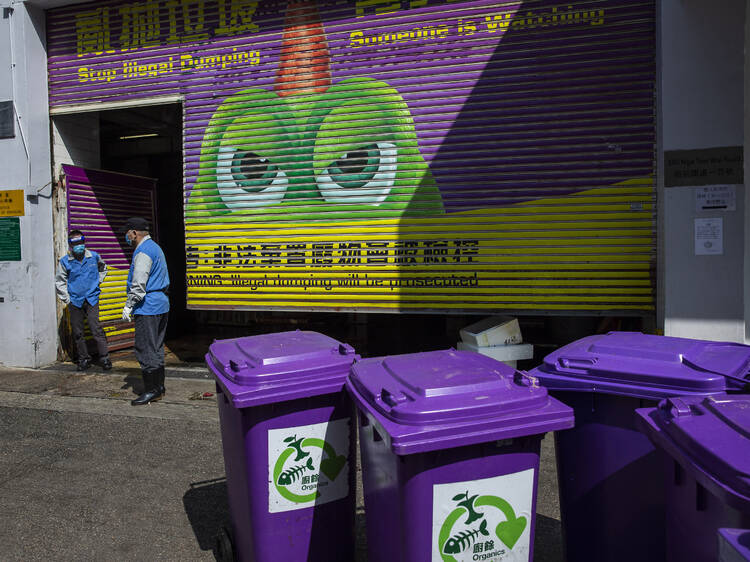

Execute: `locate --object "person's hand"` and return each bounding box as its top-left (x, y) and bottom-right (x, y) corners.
top-left (121, 306), bottom-right (133, 322)
top-left (60, 296), bottom-right (70, 305)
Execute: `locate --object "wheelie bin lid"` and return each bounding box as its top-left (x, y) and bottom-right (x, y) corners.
top-left (346, 349), bottom-right (574, 455)
top-left (718, 528), bottom-right (750, 561)
top-left (528, 331), bottom-right (750, 400)
top-left (636, 394), bottom-right (750, 512)
top-left (206, 330), bottom-right (358, 408)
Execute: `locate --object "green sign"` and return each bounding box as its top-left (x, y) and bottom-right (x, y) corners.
top-left (0, 217), bottom-right (21, 261)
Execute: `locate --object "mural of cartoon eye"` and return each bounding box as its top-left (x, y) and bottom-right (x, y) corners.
top-left (315, 142), bottom-right (396, 204)
top-left (216, 146), bottom-right (288, 208)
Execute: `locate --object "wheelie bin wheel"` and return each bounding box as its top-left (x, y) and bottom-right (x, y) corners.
top-left (215, 526), bottom-right (235, 562)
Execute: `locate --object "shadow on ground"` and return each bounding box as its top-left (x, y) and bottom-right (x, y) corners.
top-left (534, 514), bottom-right (564, 562)
top-left (122, 373), bottom-right (144, 395)
top-left (356, 507), bottom-right (368, 562)
top-left (183, 477), bottom-right (231, 557)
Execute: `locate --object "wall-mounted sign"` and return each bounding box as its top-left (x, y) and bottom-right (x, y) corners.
top-left (665, 146), bottom-right (743, 187)
top-left (0, 190), bottom-right (24, 217)
top-left (0, 101), bottom-right (14, 139)
top-left (0, 217), bottom-right (21, 261)
top-left (695, 185), bottom-right (736, 212)
top-left (694, 217), bottom-right (723, 256)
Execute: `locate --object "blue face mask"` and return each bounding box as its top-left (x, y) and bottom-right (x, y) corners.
top-left (125, 232), bottom-right (133, 247)
top-left (72, 244), bottom-right (85, 255)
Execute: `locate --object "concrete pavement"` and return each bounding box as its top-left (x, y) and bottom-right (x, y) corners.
top-left (0, 361), bottom-right (563, 561)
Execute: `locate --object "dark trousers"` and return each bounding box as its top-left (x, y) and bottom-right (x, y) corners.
top-left (69, 301), bottom-right (109, 361)
top-left (134, 312), bottom-right (169, 374)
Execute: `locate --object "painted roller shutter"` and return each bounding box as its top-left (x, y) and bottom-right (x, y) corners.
top-left (64, 165), bottom-right (159, 350)
top-left (47, 0), bottom-right (656, 314)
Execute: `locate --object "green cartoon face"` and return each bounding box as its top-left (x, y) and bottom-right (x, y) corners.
top-left (187, 77), bottom-right (444, 221)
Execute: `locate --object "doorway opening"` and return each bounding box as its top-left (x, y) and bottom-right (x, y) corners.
top-left (52, 102), bottom-right (196, 368)
top-left (97, 103), bottom-right (188, 341)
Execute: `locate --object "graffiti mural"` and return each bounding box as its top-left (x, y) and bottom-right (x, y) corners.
top-left (189, 79), bottom-right (445, 218)
top-left (48, 0), bottom-right (657, 312)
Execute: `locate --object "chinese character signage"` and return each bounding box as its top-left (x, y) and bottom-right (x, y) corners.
top-left (47, 0), bottom-right (657, 313)
top-left (665, 146), bottom-right (744, 188)
top-left (74, 1), bottom-right (258, 58)
top-left (0, 190), bottom-right (24, 217)
top-left (0, 218), bottom-right (21, 261)
top-left (695, 185), bottom-right (736, 212)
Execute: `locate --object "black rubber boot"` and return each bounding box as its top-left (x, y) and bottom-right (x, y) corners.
top-left (155, 366), bottom-right (166, 397)
top-left (131, 371), bottom-right (162, 406)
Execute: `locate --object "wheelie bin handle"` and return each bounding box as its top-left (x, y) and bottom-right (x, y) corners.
top-left (380, 388), bottom-right (408, 409)
top-left (661, 397), bottom-right (692, 417)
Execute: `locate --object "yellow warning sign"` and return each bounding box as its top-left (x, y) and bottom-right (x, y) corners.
top-left (0, 190), bottom-right (24, 217)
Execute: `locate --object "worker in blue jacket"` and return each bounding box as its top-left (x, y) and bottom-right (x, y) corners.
top-left (121, 217), bottom-right (170, 406)
top-left (55, 230), bottom-right (111, 371)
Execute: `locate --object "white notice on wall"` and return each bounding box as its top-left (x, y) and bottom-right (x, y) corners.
top-left (694, 218), bottom-right (723, 255)
top-left (694, 185), bottom-right (736, 212)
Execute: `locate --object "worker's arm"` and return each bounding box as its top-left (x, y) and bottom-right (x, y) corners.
top-left (125, 252), bottom-right (152, 308)
top-left (55, 259), bottom-right (70, 304)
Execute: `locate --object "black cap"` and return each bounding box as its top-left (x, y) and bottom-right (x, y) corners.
top-left (123, 217), bottom-right (149, 232)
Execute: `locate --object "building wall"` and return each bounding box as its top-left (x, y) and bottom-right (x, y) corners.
top-left (660, 0), bottom-right (746, 342)
top-left (0, 3), bottom-right (56, 367)
top-left (52, 113), bottom-right (101, 176)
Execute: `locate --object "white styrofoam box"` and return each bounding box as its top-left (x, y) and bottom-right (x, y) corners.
top-left (460, 316), bottom-right (522, 347)
top-left (457, 342), bottom-right (534, 366)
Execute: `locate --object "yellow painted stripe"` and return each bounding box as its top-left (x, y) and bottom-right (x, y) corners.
top-left (185, 271), bottom-right (651, 282)
top-left (187, 290), bottom-right (652, 302)
top-left (186, 288), bottom-right (654, 297)
top-left (186, 263), bottom-right (653, 275)
top-left (185, 211), bottom-right (655, 230)
top-left (101, 327), bottom-right (135, 337)
top-left (187, 300), bottom-right (654, 311)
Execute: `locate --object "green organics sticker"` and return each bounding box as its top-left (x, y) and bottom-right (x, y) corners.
top-left (268, 419), bottom-right (350, 513)
top-left (432, 469), bottom-right (534, 562)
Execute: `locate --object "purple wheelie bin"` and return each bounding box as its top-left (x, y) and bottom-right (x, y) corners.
top-left (206, 330), bottom-right (359, 562)
top-left (528, 331), bottom-right (750, 562)
top-left (346, 349), bottom-right (574, 562)
top-left (636, 395), bottom-right (750, 562)
top-left (719, 529), bottom-right (750, 561)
